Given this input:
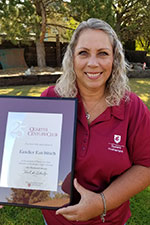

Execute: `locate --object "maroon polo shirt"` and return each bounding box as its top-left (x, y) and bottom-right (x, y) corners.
top-left (41, 86), bottom-right (150, 225)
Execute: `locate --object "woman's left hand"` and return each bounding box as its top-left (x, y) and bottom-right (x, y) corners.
top-left (56, 178), bottom-right (103, 222)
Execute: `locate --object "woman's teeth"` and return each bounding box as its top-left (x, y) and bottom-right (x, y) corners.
top-left (86, 72), bottom-right (102, 77)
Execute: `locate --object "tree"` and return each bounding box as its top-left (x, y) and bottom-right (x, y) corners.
top-left (136, 1), bottom-right (150, 52)
top-left (0, 0), bottom-right (35, 44)
top-left (32, 0), bottom-right (66, 67)
top-left (66, 0), bottom-right (150, 51)
top-left (112, 0), bottom-right (150, 46)
top-left (0, 0), bottom-right (149, 65)
top-left (66, 0), bottom-right (114, 26)
top-left (0, 0), bottom-right (66, 67)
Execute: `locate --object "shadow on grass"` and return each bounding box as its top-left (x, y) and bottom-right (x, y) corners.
top-left (0, 84), bottom-right (50, 97)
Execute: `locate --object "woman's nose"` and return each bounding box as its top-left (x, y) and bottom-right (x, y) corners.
top-left (87, 56), bottom-right (99, 67)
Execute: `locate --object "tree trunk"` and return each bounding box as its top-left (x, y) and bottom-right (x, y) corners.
top-left (56, 34), bottom-right (61, 67)
top-left (115, 11), bottom-right (122, 39)
top-left (36, 38), bottom-right (46, 67)
top-left (34, 0), bottom-right (47, 67)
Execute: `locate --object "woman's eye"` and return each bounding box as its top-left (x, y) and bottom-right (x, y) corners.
top-left (98, 52), bottom-right (108, 56)
top-left (78, 51), bottom-right (87, 56)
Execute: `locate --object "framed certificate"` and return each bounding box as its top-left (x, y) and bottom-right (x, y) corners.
top-left (0, 95), bottom-right (77, 209)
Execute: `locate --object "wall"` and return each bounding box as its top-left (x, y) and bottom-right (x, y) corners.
top-left (0, 41), bottom-right (68, 69)
top-left (0, 48), bottom-right (27, 69)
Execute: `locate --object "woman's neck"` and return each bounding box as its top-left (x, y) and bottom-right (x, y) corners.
top-left (79, 87), bottom-right (106, 104)
top-left (78, 87), bottom-right (108, 124)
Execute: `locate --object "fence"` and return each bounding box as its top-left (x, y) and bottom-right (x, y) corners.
top-left (0, 40), bottom-right (68, 69)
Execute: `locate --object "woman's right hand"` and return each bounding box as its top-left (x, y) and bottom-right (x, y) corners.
top-left (0, 206), bottom-right (3, 208)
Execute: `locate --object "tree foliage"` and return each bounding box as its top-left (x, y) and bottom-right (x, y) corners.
top-left (112, 0), bottom-right (150, 44)
top-left (66, 0), bottom-right (150, 49)
top-left (66, 0), bottom-right (114, 26)
top-left (0, 0), bottom-right (36, 44)
top-left (136, 0), bottom-right (150, 52)
top-left (0, 0), bottom-right (65, 42)
top-left (0, 0), bottom-right (149, 65)
top-left (0, 0), bottom-right (65, 67)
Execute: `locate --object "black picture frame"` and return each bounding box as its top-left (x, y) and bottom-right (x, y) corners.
top-left (0, 95), bottom-right (77, 209)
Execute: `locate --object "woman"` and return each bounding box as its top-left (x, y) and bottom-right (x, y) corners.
top-left (41, 18), bottom-right (150, 225)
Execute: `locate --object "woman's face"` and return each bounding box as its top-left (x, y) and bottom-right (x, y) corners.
top-left (73, 28), bottom-right (113, 94)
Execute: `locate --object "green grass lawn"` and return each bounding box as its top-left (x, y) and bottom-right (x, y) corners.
top-left (129, 78), bottom-right (150, 110)
top-left (0, 78), bottom-right (150, 225)
top-left (0, 84), bottom-right (50, 97)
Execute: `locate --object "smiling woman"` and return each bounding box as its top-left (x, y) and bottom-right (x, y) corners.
top-left (0, 18), bottom-right (149, 225)
top-left (40, 18), bottom-right (150, 225)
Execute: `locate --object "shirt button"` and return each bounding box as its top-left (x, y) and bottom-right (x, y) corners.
top-left (82, 146), bottom-right (86, 150)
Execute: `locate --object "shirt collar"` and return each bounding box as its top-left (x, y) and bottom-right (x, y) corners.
top-left (111, 100), bottom-right (125, 120)
top-left (77, 93), bottom-right (125, 124)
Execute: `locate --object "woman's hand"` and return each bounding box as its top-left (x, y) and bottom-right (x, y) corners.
top-left (0, 206), bottom-right (3, 208)
top-left (56, 178), bottom-right (103, 222)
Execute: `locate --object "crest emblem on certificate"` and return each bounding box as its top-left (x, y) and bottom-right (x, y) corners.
top-left (114, 135), bottom-right (121, 144)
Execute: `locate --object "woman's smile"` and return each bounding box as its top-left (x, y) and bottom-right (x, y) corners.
top-left (85, 72), bottom-right (103, 79)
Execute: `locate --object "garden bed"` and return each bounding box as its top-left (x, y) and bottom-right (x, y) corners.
top-left (0, 67), bottom-right (150, 87)
top-left (0, 67), bottom-right (62, 86)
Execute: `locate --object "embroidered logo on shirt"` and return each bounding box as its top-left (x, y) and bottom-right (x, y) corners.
top-left (108, 134), bottom-right (124, 153)
top-left (114, 135), bottom-right (121, 144)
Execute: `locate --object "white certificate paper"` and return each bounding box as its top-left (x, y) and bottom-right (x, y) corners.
top-left (0, 112), bottom-right (63, 191)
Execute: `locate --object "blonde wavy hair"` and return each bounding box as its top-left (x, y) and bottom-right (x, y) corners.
top-left (55, 18), bottom-right (130, 106)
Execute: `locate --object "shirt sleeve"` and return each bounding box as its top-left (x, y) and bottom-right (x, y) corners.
top-left (40, 86), bottom-right (56, 97)
top-left (127, 94), bottom-right (150, 167)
